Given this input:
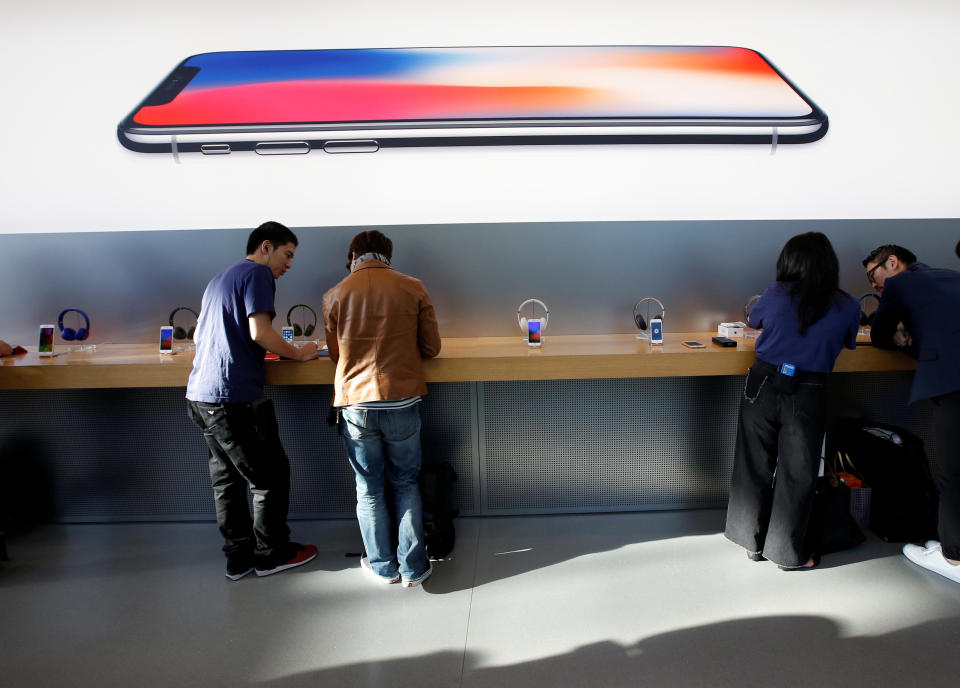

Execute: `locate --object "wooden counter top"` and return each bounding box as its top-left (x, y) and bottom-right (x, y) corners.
top-left (0, 334), bottom-right (915, 390)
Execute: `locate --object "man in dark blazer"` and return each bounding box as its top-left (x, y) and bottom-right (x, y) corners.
top-left (865, 244), bottom-right (960, 583)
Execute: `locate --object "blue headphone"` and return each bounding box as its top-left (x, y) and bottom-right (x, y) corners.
top-left (58, 308), bottom-right (90, 341)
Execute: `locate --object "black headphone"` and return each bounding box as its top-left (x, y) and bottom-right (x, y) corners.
top-left (517, 298), bottom-right (550, 333)
top-left (286, 304), bottom-right (318, 337)
top-left (169, 307), bottom-right (199, 340)
top-left (744, 295), bottom-right (762, 324)
top-left (58, 308), bottom-right (90, 341)
top-left (633, 297), bottom-right (665, 332)
top-left (858, 292), bottom-right (880, 326)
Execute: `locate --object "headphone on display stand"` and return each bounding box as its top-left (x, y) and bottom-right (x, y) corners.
top-left (858, 292), bottom-right (880, 326)
top-left (169, 307), bottom-right (199, 340)
top-left (633, 297), bottom-right (665, 339)
top-left (58, 308), bottom-right (90, 341)
top-left (517, 298), bottom-right (550, 336)
top-left (286, 304), bottom-right (318, 337)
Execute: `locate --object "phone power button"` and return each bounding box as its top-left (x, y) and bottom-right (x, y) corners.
top-left (322, 140), bottom-right (380, 154)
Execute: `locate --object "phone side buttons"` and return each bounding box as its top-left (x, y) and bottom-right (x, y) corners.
top-left (255, 142), bottom-right (311, 155)
top-left (200, 144), bottom-right (231, 155)
top-left (322, 140), bottom-right (380, 154)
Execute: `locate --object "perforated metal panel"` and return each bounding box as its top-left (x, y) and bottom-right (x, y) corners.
top-left (480, 378), bottom-right (742, 513)
top-left (0, 372), bottom-right (933, 523)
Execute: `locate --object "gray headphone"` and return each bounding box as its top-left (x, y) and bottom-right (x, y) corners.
top-left (858, 292), bottom-right (880, 326)
top-left (633, 297), bottom-right (665, 332)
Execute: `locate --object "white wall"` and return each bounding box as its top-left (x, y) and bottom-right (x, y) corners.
top-left (2, 0), bottom-right (959, 235)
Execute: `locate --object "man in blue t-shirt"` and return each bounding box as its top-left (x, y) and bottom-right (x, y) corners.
top-left (186, 221), bottom-right (319, 581)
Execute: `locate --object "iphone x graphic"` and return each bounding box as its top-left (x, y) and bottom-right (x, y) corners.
top-left (118, 45), bottom-right (827, 155)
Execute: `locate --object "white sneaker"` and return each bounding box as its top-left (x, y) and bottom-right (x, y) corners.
top-left (903, 543), bottom-right (960, 584)
top-left (402, 564), bottom-right (433, 588)
top-left (360, 555), bottom-right (400, 584)
top-left (924, 540), bottom-right (941, 550)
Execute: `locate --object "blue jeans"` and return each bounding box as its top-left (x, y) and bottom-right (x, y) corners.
top-left (341, 405), bottom-right (428, 580)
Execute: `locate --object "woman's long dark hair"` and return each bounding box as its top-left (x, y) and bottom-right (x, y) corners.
top-left (776, 232), bottom-right (845, 335)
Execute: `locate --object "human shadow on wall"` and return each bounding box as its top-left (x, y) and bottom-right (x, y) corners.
top-left (252, 613), bottom-right (960, 688)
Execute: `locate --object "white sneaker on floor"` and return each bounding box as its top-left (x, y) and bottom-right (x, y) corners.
top-left (903, 543), bottom-right (960, 584)
top-left (402, 564), bottom-right (433, 588)
top-left (360, 555), bottom-right (400, 584)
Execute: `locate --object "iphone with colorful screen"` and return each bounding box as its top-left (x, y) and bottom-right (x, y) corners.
top-left (38, 324), bottom-right (55, 356)
top-left (117, 46), bottom-right (827, 155)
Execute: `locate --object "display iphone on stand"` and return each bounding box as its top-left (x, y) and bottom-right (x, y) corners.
top-left (159, 325), bottom-right (175, 354)
top-left (38, 324), bottom-right (55, 356)
top-left (650, 317), bottom-right (664, 345)
top-left (527, 319), bottom-right (542, 347)
top-left (282, 326), bottom-right (295, 345)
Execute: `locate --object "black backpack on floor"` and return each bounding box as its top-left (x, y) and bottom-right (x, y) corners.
top-left (827, 419), bottom-right (939, 543)
top-left (419, 462), bottom-right (458, 560)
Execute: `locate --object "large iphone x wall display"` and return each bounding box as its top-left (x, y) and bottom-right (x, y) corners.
top-left (3, 0), bottom-right (960, 234)
top-left (118, 46), bottom-right (827, 154)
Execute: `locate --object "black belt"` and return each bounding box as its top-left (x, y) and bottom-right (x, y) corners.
top-left (752, 359), bottom-right (829, 383)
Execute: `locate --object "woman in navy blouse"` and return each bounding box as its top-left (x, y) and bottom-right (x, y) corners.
top-left (725, 232), bottom-right (860, 569)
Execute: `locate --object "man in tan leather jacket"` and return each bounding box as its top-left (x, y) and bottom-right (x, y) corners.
top-left (322, 230), bottom-right (441, 587)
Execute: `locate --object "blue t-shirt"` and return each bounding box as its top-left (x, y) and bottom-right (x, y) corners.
top-left (186, 259), bottom-right (276, 403)
top-left (750, 282), bottom-right (860, 374)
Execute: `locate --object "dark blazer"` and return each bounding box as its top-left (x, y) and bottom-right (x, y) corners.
top-left (871, 262), bottom-right (960, 403)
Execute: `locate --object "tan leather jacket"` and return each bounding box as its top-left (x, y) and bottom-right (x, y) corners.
top-left (322, 260), bottom-right (441, 406)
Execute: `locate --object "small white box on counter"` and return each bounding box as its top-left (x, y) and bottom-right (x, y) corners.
top-left (718, 322), bottom-right (746, 338)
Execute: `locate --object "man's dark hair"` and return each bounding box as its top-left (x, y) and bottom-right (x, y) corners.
top-left (246, 221), bottom-right (298, 256)
top-left (776, 232), bottom-right (845, 335)
top-left (861, 244), bottom-right (916, 268)
top-left (346, 230), bottom-right (393, 270)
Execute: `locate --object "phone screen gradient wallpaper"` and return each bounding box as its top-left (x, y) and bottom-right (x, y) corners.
top-left (528, 320), bottom-right (542, 343)
top-left (160, 328), bottom-right (173, 350)
top-left (133, 46), bottom-right (814, 126)
top-left (39, 328), bottom-right (54, 352)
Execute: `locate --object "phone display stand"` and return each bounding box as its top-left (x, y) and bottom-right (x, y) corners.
top-left (517, 299), bottom-right (549, 345)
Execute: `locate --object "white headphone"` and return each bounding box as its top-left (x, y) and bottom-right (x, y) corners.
top-left (517, 298), bottom-right (550, 333)
top-left (633, 297), bottom-right (665, 332)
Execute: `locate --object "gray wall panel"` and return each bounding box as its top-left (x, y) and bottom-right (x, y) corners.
top-left (2, 219), bottom-right (957, 345)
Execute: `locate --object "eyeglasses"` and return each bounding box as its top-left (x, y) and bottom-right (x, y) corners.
top-left (866, 261), bottom-right (885, 286)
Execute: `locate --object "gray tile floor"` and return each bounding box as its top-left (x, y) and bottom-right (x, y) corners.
top-left (2, 510), bottom-right (960, 687)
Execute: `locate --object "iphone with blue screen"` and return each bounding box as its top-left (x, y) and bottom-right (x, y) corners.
top-left (118, 46), bottom-right (827, 154)
top-left (527, 319), bottom-right (542, 347)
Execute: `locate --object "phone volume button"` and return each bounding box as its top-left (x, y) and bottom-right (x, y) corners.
top-left (322, 140), bottom-right (380, 154)
top-left (200, 144), bottom-right (231, 155)
top-left (254, 142), bottom-right (311, 155)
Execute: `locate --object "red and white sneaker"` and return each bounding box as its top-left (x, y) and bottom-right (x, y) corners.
top-left (402, 564), bottom-right (433, 588)
top-left (255, 543), bottom-right (318, 577)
